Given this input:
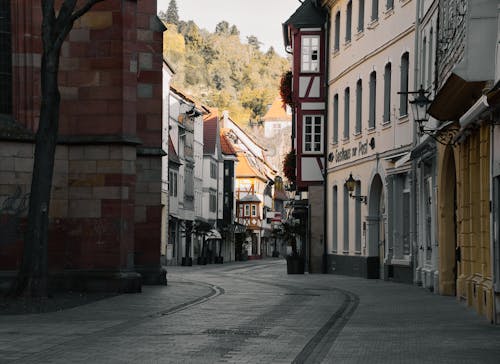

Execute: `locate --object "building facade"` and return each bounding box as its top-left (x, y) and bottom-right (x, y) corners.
top-left (283, 0), bottom-right (328, 273)
top-left (0, 1), bottom-right (166, 291)
top-left (322, 0), bottom-right (416, 281)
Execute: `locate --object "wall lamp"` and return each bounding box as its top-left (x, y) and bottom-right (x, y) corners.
top-left (399, 85), bottom-right (457, 146)
top-left (345, 173), bottom-right (367, 204)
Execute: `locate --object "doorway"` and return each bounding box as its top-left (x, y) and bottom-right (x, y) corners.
top-left (368, 174), bottom-right (385, 279)
top-left (439, 146), bottom-right (458, 296)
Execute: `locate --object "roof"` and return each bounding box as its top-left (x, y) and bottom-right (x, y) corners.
top-left (239, 194), bottom-right (261, 203)
top-left (283, 0), bottom-right (326, 48)
top-left (235, 152), bottom-right (268, 181)
top-left (168, 136), bottom-right (181, 165)
top-left (170, 86), bottom-right (209, 114)
top-left (220, 133), bottom-right (237, 156)
top-left (203, 111), bottom-right (218, 155)
top-left (262, 97), bottom-right (291, 122)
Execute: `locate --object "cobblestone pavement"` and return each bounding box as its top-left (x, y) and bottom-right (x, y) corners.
top-left (1, 259), bottom-right (500, 363)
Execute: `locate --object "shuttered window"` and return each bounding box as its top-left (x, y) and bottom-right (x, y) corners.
top-left (346, 1), bottom-right (352, 42)
top-left (356, 79), bottom-right (362, 133)
top-left (369, 71), bottom-right (376, 128)
top-left (333, 94), bottom-right (339, 143)
top-left (400, 52), bottom-right (409, 116)
top-left (358, 0), bottom-right (365, 32)
top-left (384, 63), bottom-right (391, 123)
top-left (344, 87), bottom-right (350, 139)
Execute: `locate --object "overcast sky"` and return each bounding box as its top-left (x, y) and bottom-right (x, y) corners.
top-left (157, 0), bottom-right (301, 57)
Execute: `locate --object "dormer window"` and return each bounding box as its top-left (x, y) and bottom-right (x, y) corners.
top-left (301, 35), bottom-right (320, 73)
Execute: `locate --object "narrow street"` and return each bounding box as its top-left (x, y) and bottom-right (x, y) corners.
top-left (2, 260), bottom-right (500, 364)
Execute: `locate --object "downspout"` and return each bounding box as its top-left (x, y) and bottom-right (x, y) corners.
top-left (411, 0), bottom-right (421, 284)
top-left (322, 5), bottom-right (330, 274)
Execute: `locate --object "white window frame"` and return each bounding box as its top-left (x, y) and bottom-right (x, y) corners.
top-left (302, 115), bottom-right (324, 154)
top-left (244, 204), bottom-right (250, 217)
top-left (251, 205), bottom-right (257, 217)
top-left (301, 35), bottom-right (320, 73)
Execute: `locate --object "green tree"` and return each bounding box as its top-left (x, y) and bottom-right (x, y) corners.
top-left (215, 20), bottom-right (229, 35)
top-left (9, 0), bottom-right (107, 298)
top-left (246, 35), bottom-right (261, 50)
top-left (166, 0), bottom-right (179, 25)
top-left (229, 25), bottom-right (239, 36)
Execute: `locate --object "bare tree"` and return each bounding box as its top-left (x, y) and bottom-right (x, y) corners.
top-left (9, 0), bottom-right (106, 298)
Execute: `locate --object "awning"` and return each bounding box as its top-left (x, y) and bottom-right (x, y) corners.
top-left (428, 73), bottom-right (486, 122)
top-left (206, 229), bottom-right (221, 240)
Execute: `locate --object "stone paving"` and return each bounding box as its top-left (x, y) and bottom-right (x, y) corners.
top-left (1, 259), bottom-right (500, 363)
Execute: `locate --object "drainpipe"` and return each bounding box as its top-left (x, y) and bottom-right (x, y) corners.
top-left (322, 5), bottom-right (331, 274)
top-left (411, 0), bottom-right (422, 284)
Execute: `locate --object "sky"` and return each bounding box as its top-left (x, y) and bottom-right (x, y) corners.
top-left (157, 0), bottom-right (302, 57)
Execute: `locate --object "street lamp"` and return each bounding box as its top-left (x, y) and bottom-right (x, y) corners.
top-left (345, 173), bottom-right (367, 204)
top-left (403, 85), bottom-right (457, 146)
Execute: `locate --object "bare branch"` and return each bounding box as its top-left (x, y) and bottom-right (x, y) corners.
top-left (71, 0), bottom-right (106, 22)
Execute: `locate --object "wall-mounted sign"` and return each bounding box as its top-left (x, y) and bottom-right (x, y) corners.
top-left (329, 138), bottom-right (375, 164)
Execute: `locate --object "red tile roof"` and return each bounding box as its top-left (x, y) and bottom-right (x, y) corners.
top-left (262, 97), bottom-right (291, 122)
top-left (220, 133), bottom-right (237, 156)
top-left (203, 111), bottom-right (218, 155)
top-left (168, 136), bottom-right (181, 165)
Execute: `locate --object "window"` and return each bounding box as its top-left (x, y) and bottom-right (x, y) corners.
top-left (210, 161), bottom-right (217, 179)
top-left (386, 0), bottom-right (394, 10)
top-left (301, 35), bottom-right (320, 72)
top-left (332, 186), bottom-right (338, 253)
top-left (383, 63), bottom-right (391, 123)
top-left (251, 205), bottom-right (257, 217)
top-left (343, 184), bottom-right (350, 253)
top-left (185, 167), bottom-right (194, 198)
top-left (334, 11), bottom-right (341, 51)
top-left (0, 0), bottom-right (12, 115)
top-left (303, 115), bottom-right (323, 153)
top-left (344, 87), bottom-right (350, 139)
top-left (355, 80), bottom-right (362, 133)
top-left (169, 171), bottom-right (178, 197)
top-left (209, 191), bottom-right (217, 212)
top-left (428, 29), bottom-right (434, 88)
top-left (239, 204), bottom-right (243, 218)
top-left (358, 0), bottom-right (365, 32)
top-left (400, 52), bottom-right (409, 116)
top-left (369, 71), bottom-right (376, 128)
top-left (422, 37), bottom-right (427, 88)
top-left (333, 94), bottom-right (339, 143)
top-left (244, 204), bottom-right (250, 217)
top-left (371, 0), bottom-right (378, 21)
top-left (346, 1), bottom-right (352, 43)
top-left (355, 182), bottom-right (361, 253)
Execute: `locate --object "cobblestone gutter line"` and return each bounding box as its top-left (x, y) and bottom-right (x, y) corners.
top-left (292, 288), bottom-right (359, 364)
top-left (8, 280), bottom-right (224, 364)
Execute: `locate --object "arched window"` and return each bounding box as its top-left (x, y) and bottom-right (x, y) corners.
top-left (346, 1), bottom-right (352, 43)
top-left (400, 52), bottom-right (409, 116)
top-left (371, 0), bottom-right (379, 22)
top-left (334, 11), bottom-right (341, 51)
top-left (384, 63), bottom-right (391, 123)
top-left (343, 184), bottom-right (350, 252)
top-left (358, 0), bottom-right (365, 32)
top-left (355, 79), bottom-right (362, 133)
top-left (428, 29), bottom-right (434, 88)
top-left (0, 0), bottom-right (12, 115)
top-left (332, 185), bottom-right (338, 253)
top-left (333, 93), bottom-right (339, 143)
top-left (422, 37), bottom-right (427, 88)
top-left (344, 87), bottom-right (350, 139)
top-left (369, 71), bottom-right (376, 128)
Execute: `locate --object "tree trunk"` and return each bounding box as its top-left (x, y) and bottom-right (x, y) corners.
top-left (10, 48), bottom-right (60, 297)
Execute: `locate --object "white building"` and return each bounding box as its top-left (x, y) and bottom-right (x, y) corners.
top-left (323, 0), bottom-right (416, 281)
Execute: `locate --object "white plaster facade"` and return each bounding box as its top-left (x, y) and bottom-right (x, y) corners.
top-left (323, 0), bottom-right (416, 280)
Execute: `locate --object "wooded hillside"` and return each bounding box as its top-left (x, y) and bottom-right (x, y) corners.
top-left (160, 10), bottom-right (290, 125)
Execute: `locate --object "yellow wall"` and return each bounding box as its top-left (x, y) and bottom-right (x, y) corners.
top-left (437, 124), bottom-right (493, 321)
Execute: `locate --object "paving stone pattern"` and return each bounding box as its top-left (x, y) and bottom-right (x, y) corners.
top-left (1, 260), bottom-right (500, 363)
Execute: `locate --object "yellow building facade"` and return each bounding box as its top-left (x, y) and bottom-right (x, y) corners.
top-left (438, 124), bottom-right (493, 321)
